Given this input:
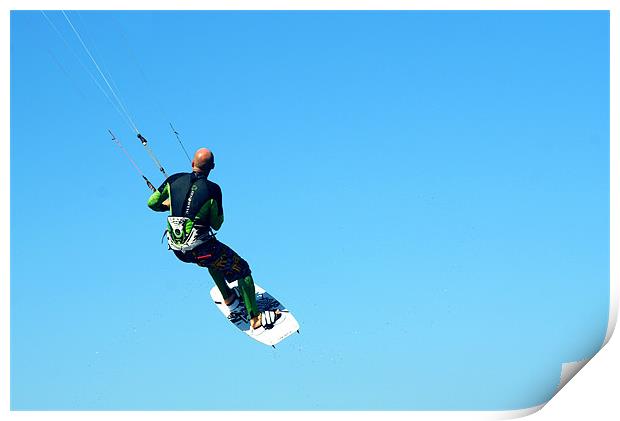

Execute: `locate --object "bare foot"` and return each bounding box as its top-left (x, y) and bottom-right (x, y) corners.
top-left (250, 314), bottom-right (262, 329)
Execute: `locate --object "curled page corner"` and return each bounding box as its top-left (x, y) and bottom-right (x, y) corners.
top-left (557, 358), bottom-right (592, 393)
top-left (547, 291), bottom-right (618, 404)
top-left (495, 285), bottom-right (619, 419)
top-left (487, 358), bottom-right (596, 420)
top-left (536, 286), bottom-right (619, 414)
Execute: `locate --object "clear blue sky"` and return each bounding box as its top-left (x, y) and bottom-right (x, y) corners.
top-left (10, 10), bottom-right (609, 410)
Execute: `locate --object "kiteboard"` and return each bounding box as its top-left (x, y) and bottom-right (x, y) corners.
top-left (210, 281), bottom-right (300, 347)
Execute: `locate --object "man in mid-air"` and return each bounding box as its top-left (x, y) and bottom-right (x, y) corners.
top-left (147, 148), bottom-right (280, 330)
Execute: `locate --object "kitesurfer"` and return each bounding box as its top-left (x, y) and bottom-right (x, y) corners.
top-left (147, 148), bottom-right (281, 330)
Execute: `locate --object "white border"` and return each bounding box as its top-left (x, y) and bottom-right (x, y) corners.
top-left (1, 0), bottom-right (617, 11)
top-left (606, 0), bottom-right (618, 349)
top-left (3, 1), bottom-right (617, 419)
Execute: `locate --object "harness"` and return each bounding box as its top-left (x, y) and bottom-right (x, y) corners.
top-left (165, 217), bottom-right (215, 252)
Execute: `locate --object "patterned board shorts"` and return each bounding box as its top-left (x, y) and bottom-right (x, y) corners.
top-left (173, 239), bottom-right (251, 282)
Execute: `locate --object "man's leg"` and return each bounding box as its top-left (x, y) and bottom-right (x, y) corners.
top-left (208, 267), bottom-right (236, 305)
top-left (196, 240), bottom-right (259, 319)
top-left (192, 243), bottom-right (235, 306)
top-left (237, 275), bottom-right (259, 319)
top-left (240, 275), bottom-right (281, 330)
top-left (200, 249), bottom-right (280, 329)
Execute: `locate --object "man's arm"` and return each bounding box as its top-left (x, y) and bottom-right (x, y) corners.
top-left (209, 183), bottom-right (224, 230)
top-left (194, 198), bottom-right (223, 230)
top-left (208, 198), bottom-right (224, 230)
top-left (147, 183), bottom-right (171, 212)
top-left (194, 184), bottom-right (224, 230)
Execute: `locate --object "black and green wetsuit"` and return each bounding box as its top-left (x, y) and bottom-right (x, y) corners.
top-left (148, 171), bottom-right (259, 319)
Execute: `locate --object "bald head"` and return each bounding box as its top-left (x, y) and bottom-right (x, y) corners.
top-left (192, 148), bottom-right (215, 173)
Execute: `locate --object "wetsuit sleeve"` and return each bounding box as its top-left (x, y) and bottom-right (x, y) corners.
top-left (147, 181), bottom-right (171, 212)
top-left (210, 185), bottom-right (224, 230)
top-left (194, 183), bottom-right (224, 230)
